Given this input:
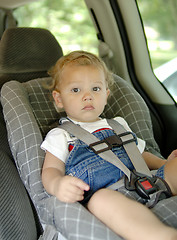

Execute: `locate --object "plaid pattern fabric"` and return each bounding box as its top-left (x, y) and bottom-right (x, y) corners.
top-left (1, 76), bottom-right (177, 240)
top-left (117, 186), bottom-right (177, 228)
top-left (1, 78), bottom-right (121, 240)
top-left (102, 75), bottom-right (161, 157)
top-left (24, 75), bottom-right (161, 157)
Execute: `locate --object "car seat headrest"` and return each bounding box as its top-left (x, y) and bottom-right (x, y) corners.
top-left (0, 27), bottom-right (63, 86)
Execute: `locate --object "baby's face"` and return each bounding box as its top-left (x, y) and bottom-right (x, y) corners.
top-left (53, 65), bottom-right (110, 122)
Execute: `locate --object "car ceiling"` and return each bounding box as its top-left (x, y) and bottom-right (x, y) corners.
top-left (0, 0), bottom-right (39, 9)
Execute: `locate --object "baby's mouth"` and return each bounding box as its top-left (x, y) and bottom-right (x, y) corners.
top-left (82, 105), bottom-right (95, 110)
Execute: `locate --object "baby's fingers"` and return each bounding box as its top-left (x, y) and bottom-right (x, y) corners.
top-left (56, 176), bottom-right (90, 203)
top-left (71, 177), bottom-right (90, 191)
top-left (64, 188), bottom-right (84, 203)
top-left (167, 149), bottom-right (177, 161)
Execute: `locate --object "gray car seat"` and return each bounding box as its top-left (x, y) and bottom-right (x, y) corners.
top-left (1, 27), bottom-right (177, 240)
top-left (0, 27), bottom-right (63, 240)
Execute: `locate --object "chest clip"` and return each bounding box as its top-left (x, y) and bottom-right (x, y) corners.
top-left (89, 132), bottom-right (136, 154)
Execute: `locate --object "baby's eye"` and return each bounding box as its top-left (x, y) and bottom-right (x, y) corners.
top-left (72, 88), bottom-right (80, 93)
top-left (93, 87), bottom-right (101, 92)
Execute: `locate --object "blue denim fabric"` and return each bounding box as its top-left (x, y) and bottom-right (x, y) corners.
top-left (155, 164), bottom-right (165, 179)
top-left (65, 129), bottom-right (135, 193)
top-left (65, 129), bottom-right (165, 203)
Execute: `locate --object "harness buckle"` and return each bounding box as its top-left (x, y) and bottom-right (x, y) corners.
top-left (89, 132), bottom-right (136, 154)
top-left (125, 170), bottom-right (159, 199)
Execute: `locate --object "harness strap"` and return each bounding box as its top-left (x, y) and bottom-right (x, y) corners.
top-left (60, 119), bottom-right (152, 180)
top-left (59, 119), bottom-right (171, 207)
top-left (60, 120), bottom-right (132, 180)
top-left (107, 119), bottom-right (152, 177)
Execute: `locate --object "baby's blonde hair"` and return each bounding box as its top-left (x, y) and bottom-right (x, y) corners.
top-left (48, 50), bottom-right (114, 91)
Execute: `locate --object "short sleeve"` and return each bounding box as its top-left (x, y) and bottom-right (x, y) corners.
top-left (41, 128), bottom-right (69, 163)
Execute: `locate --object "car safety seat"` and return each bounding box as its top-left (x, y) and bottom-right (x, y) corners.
top-left (0, 27), bottom-right (63, 240)
top-left (1, 27), bottom-right (177, 240)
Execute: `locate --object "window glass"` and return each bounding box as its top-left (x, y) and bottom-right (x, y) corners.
top-left (137, 0), bottom-right (177, 101)
top-left (14, 0), bottom-right (98, 55)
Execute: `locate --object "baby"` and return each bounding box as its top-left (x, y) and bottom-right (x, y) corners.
top-left (41, 50), bottom-right (177, 240)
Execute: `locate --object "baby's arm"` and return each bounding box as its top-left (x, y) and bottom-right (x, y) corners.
top-left (142, 150), bottom-right (177, 170)
top-left (142, 151), bottom-right (166, 170)
top-left (42, 151), bottom-right (90, 203)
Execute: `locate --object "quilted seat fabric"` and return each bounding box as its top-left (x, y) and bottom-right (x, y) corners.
top-left (1, 76), bottom-right (177, 240)
top-left (0, 27), bottom-right (63, 240)
top-left (0, 27), bottom-right (63, 88)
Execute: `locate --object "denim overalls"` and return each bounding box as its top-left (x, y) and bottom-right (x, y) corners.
top-left (63, 122), bottom-right (166, 205)
top-left (65, 128), bottom-right (135, 203)
top-left (65, 127), bottom-right (165, 204)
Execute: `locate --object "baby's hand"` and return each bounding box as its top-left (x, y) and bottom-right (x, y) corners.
top-left (167, 149), bottom-right (177, 161)
top-left (55, 175), bottom-right (90, 203)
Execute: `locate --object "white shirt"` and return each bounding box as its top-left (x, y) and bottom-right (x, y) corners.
top-left (41, 117), bottom-right (145, 163)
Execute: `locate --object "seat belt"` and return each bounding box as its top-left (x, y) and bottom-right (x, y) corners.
top-left (59, 119), bottom-right (172, 206)
top-left (60, 119), bottom-right (152, 180)
top-left (107, 119), bottom-right (152, 177)
top-left (60, 120), bottom-right (132, 181)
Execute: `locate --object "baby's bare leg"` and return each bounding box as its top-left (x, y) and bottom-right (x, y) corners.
top-left (87, 188), bottom-right (177, 240)
top-left (164, 157), bottom-right (177, 195)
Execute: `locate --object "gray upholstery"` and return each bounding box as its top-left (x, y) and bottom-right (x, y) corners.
top-left (22, 73), bottom-right (161, 156)
top-left (0, 150), bottom-right (38, 240)
top-left (1, 78), bottom-right (121, 240)
top-left (0, 27), bottom-right (63, 88)
top-left (0, 27), bottom-right (63, 240)
top-left (103, 74), bottom-right (161, 157)
top-left (1, 76), bottom-right (177, 240)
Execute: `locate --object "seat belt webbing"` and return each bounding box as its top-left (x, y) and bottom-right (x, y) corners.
top-left (60, 121), bottom-right (132, 180)
top-left (107, 119), bottom-right (152, 177)
top-left (59, 119), bottom-right (171, 207)
top-left (59, 119), bottom-right (152, 180)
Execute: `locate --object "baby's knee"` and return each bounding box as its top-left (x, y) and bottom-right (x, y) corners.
top-left (164, 157), bottom-right (177, 195)
top-left (87, 188), bottom-right (110, 212)
top-left (172, 157), bottom-right (177, 167)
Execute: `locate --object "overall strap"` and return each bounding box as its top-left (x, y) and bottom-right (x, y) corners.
top-left (107, 119), bottom-right (152, 177)
top-left (59, 120), bottom-right (132, 180)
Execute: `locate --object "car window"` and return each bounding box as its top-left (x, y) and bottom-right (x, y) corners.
top-left (137, 0), bottom-right (177, 101)
top-left (14, 0), bottom-right (98, 55)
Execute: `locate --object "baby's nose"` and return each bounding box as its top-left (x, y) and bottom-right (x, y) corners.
top-left (83, 92), bottom-right (93, 101)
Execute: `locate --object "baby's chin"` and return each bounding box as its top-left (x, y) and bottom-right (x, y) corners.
top-left (68, 115), bottom-right (100, 123)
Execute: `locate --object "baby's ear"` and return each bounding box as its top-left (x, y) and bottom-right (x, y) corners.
top-left (106, 88), bottom-right (110, 98)
top-left (104, 88), bottom-right (110, 106)
top-left (52, 90), bottom-right (63, 108)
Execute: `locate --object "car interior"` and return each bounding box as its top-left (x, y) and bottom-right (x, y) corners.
top-left (0, 0), bottom-right (177, 240)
